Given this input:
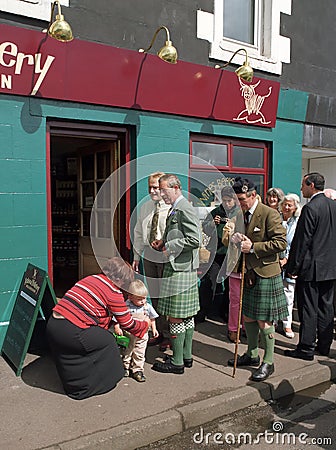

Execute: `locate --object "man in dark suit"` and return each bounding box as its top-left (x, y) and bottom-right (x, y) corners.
top-left (227, 177), bottom-right (288, 381)
top-left (151, 174), bottom-right (201, 374)
top-left (285, 172), bottom-right (336, 360)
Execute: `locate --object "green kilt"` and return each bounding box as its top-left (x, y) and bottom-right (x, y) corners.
top-left (242, 273), bottom-right (288, 321)
top-left (158, 263), bottom-right (200, 318)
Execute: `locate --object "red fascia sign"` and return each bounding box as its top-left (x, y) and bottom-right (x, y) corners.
top-left (0, 24), bottom-right (280, 128)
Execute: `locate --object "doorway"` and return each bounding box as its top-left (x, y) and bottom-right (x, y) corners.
top-left (47, 122), bottom-right (130, 297)
top-left (302, 147), bottom-right (336, 203)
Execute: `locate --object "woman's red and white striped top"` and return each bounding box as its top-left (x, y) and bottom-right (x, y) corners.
top-left (53, 274), bottom-right (148, 337)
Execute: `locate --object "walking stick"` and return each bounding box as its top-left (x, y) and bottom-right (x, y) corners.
top-left (232, 253), bottom-right (245, 378)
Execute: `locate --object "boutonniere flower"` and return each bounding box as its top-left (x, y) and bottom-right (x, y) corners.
top-left (170, 209), bottom-right (177, 216)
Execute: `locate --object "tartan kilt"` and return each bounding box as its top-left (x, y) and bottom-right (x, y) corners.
top-left (242, 273), bottom-right (288, 321)
top-left (158, 263), bottom-right (200, 318)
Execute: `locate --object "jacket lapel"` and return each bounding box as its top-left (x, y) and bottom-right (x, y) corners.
top-left (246, 202), bottom-right (262, 238)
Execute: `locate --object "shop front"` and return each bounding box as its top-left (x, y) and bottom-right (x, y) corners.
top-left (0, 23), bottom-right (308, 345)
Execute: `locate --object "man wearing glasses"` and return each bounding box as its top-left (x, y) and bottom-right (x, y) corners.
top-left (132, 172), bottom-right (170, 344)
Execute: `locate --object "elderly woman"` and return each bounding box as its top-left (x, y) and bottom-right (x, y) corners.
top-left (46, 257), bottom-right (150, 400)
top-left (324, 188), bottom-right (336, 200)
top-left (265, 187), bottom-right (285, 212)
top-left (279, 193), bottom-right (301, 338)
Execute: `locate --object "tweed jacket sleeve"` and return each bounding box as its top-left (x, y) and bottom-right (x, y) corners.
top-left (163, 197), bottom-right (201, 271)
top-left (245, 202), bottom-right (287, 277)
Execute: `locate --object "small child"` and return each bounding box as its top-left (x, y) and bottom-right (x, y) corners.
top-left (114, 279), bottom-right (159, 382)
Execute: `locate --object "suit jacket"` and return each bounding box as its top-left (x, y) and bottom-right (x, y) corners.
top-left (163, 197), bottom-right (201, 271)
top-left (286, 193), bottom-right (336, 281)
top-left (245, 201), bottom-right (287, 278)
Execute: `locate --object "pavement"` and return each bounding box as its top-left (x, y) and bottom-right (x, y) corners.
top-left (0, 316), bottom-right (335, 450)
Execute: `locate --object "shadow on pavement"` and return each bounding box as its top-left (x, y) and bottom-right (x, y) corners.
top-left (21, 353), bottom-right (65, 395)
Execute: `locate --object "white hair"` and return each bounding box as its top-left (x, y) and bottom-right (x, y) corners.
top-left (280, 193), bottom-right (301, 217)
top-left (324, 188), bottom-right (336, 200)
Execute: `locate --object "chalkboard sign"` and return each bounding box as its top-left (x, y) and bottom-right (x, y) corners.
top-left (1, 263), bottom-right (57, 376)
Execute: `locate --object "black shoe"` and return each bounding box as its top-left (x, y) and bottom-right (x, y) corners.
top-left (183, 358), bottom-right (193, 368)
top-left (251, 362), bottom-right (274, 382)
top-left (195, 313), bottom-right (206, 323)
top-left (151, 360), bottom-right (184, 374)
top-left (131, 371), bottom-right (146, 382)
top-left (284, 349), bottom-right (314, 361)
top-left (316, 345), bottom-right (330, 356)
top-left (163, 354), bottom-right (193, 368)
top-left (228, 353), bottom-right (260, 367)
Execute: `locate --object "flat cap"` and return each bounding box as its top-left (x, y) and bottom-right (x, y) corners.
top-left (232, 177), bottom-right (255, 194)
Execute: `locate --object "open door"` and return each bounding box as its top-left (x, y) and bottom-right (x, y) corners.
top-left (79, 141), bottom-right (121, 278)
top-left (48, 122), bottom-right (130, 296)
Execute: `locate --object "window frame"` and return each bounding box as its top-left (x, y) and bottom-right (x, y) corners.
top-left (197, 0), bottom-right (292, 75)
top-left (189, 134), bottom-right (269, 201)
top-left (220, 0), bottom-right (261, 51)
top-left (0, 0), bottom-right (69, 21)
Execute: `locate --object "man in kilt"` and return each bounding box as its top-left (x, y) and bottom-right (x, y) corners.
top-left (228, 177), bottom-right (288, 381)
top-left (151, 174), bottom-right (201, 374)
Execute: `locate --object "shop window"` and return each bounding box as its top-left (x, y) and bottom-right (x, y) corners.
top-left (189, 134), bottom-right (268, 209)
top-left (197, 0), bottom-right (292, 75)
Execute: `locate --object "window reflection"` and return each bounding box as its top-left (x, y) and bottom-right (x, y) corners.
top-left (223, 0), bottom-right (255, 44)
top-left (233, 146), bottom-right (264, 168)
top-left (192, 142), bottom-right (228, 167)
top-left (190, 171), bottom-right (264, 207)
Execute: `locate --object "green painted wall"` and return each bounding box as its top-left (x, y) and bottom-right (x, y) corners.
top-left (0, 87), bottom-right (308, 347)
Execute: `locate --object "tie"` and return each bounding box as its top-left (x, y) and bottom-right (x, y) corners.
top-left (149, 202), bottom-right (160, 243)
top-left (244, 211), bottom-right (251, 227)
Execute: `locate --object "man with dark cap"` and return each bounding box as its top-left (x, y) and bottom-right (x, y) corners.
top-left (227, 177), bottom-right (288, 381)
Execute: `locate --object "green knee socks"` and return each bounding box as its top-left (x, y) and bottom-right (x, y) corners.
top-left (169, 322), bottom-right (185, 366)
top-left (183, 326), bottom-right (194, 360)
top-left (244, 321), bottom-right (260, 359)
top-left (259, 326), bottom-right (275, 364)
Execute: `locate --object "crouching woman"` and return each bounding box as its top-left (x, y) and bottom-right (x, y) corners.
top-left (46, 257), bottom-right (149, 400)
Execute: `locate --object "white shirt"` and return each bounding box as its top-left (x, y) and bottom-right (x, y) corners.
top-left (132, 199), bottom-right (170, 260)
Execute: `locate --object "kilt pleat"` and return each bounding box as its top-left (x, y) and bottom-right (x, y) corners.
top-left (242, 273), bottom-right (288, 321)
top-left (158, 263), bottom-right (200, 318)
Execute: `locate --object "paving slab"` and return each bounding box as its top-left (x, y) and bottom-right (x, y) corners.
top-left (0, 318), bottom-right (335, 450)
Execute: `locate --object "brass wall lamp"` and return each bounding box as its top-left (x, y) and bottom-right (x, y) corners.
top-left (43, 1), bottom-right (73, 42)
top-left (215, 48), bottom-right (253, 82)
top-left (139, 26), bottom-right (178, 64)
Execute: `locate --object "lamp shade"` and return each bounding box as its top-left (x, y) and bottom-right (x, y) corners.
top-left (158, 40), bottom-right (178, 64)
top-left (235, 62), bottom-right (253, 82)
top-left (139, 26), bottom-right (178, 64)
top-left (215, 48), bottom-right (253, 82)
top-left (48, 14), bottom-right (73, 42)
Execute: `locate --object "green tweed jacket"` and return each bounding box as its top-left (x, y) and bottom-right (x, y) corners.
top-left (245, 201), bottom-right (287, 278)
top-left (163, 197), bottom-right (201, 272)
